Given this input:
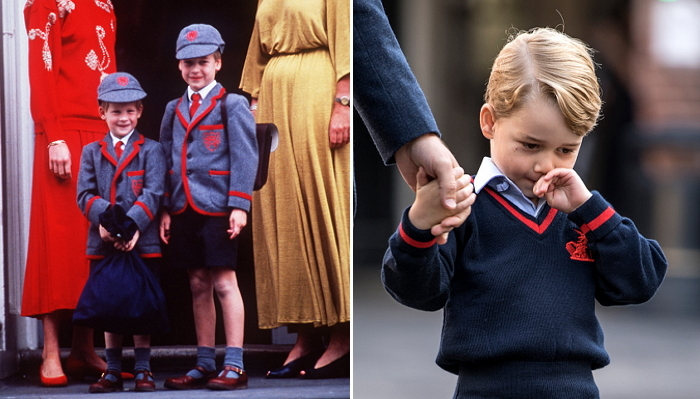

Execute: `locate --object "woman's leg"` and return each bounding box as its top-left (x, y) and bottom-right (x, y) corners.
top-left (69, 324), bottom-right (107, 370)
top-left (40, 311), bottom-right (67, 378)
top-left (284, 325), bottom-right (324, 365)
top-left (313, 322), bottom-right (350, 368)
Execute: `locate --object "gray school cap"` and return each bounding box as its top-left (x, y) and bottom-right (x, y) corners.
top-left (176, 24), bottom-right (225, 60)
top-left (97, 72), bottom-right (147, 103)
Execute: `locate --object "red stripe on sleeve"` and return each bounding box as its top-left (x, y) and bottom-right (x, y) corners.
top-left (398, 222), bottom-right (436, 249)
top-left (85, 196), bottom-right (101, 217)
top-left (229, 191), bottom-right (253, 201)
top-left (135, 201), bottom-right (155, 220)
top-left (585, 206), bottom-right (616, 232)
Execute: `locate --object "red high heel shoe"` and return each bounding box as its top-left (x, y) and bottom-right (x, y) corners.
top-left (65, 356), bottom-right (134, 381)
top-left (39, 364), bottom-right (68, 387)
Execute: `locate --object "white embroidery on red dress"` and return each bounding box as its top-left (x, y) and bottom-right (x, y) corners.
top-left (27, 13), bottom-right (57, 71)
top-left (85, 26), bottom-right (111, 78)
top-left (24, 0), bottom-right (35, 8)
top-left (93, 0), bottom-right (113, 12)
top-left (56, 0), bottom-right (75, 17)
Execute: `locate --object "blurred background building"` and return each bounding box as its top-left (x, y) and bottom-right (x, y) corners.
top-left (354, 0), bottom-right (700, 397)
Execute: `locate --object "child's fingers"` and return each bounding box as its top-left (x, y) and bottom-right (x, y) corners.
top-left (455, 173), bottom-right (471, 191)
top-left (415, 166), bottom-right (430, 189)
top-left (533, 177), bottom-right (550, 198)
top-left (434, 232), bottom-right (449, 245)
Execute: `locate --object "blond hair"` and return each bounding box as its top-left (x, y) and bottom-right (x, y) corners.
top-left (484, 28), bottom-right (601, 136)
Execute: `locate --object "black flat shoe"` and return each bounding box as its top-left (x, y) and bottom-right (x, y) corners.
top-left (266, 349), bottom-right (324, 379)
top-left (300, 352), bottom-right (350, 379)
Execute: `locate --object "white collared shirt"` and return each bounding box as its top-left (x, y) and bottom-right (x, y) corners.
top-left (188, 80), bottom-right (218, 104)
top-left (473, 157), bottom-right (547, 217)
top-left (109, 130), bottom-right (134, 148)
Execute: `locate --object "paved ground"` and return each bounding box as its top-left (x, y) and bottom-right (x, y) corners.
top-left (354, 265), bottom-right (700, 399)
top-left (0, 345), bottom-right (349, 399)
top-left (0, 371), bottom-right (349, 399)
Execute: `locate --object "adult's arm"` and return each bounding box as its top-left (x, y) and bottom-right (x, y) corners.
top-left (353, 0), bottom-right (439, 164)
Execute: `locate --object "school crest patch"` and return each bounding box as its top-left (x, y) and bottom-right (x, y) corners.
top-left (203, 131), bottom-right (221, 152)
top-left (131, 179), bottom-right (143, 196)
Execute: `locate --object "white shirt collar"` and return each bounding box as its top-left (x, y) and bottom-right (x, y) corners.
top-left (109, 130), bottom-right (134, 147)
top-left (473, 157), bottom-right (547, 217)
top-left (188, 80), bottom-right (217, 102)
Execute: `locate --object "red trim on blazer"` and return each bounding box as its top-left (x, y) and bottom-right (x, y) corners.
top-left (210, 170), bottom-right (230, 176)
top-left (85, 196), bottom-right (102, 217)
top-left (484, 187), bottom-right (557, 234)
top-left (229, 191), bottom-right (252, 201)
top-left (176, 97), bottom-right (188, 129)
top-left (127, 170), bottom-right (145, 177)
top-left (109, 135), bottom-right (145, 204)
top-left (177, 88), bottom-right (229, 217)
top-left (87, 253), bottom-right (162, 259)
top-left (100, 140), bottom-right (118, 167)
top-left (140, 253), bottom-right (163, 258)
top-left (135, 201), bottom-right (155, 220)
top-left (398, 222), bottom-right (436, 248)
top-left (200, 124), bottom-right (224, 130)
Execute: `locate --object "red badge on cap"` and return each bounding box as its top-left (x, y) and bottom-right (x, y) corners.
top-left (186, 31), bottom-right (198, 42)
top-left (117, 76), bottom-right (129, 86)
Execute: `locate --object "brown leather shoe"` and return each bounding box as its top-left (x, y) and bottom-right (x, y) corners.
top-left (163, 366), bottom-right (217, 390)
top-left (88, 370), bottom-right (123, 393)
top-left (205, 366), bottom-right (248, 390)
top-left (134, 370), bottom-right (156, 392)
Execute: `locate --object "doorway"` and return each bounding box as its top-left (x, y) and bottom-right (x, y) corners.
top-left (56, 0), bottom-right (270, 347)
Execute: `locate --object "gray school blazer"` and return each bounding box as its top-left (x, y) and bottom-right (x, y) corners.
top-left (77, 132), bottom-right (166, 258)
top-left (159, 84), bottom-right (258, 216)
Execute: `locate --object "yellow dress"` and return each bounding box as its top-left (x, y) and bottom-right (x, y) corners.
top-left (240, 0), bottom-right (350, 329)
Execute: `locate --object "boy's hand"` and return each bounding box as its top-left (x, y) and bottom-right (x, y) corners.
top-left (114, 230), bottom-right (140, 252)
top-left (99, 224), bottom-right (117, 243)
top-left (159, 210), bottom-right (171, 244)
top-left (409, 167), bottom-right (475, 232)
top-left (533, 168), bottom-right (592, 214)
top-left (228, 209), bottom-right (248, 239)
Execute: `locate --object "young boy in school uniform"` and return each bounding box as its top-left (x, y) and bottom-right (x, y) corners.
top-left (382, 28), bottom-right (668, 398)
top-left (159, 24), bottom-right (258, 391)
top-left (77, 72), bottom-right (166, 393)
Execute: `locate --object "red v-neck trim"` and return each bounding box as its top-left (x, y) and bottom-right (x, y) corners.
top-left (484, 187), bottom-right (558, 234)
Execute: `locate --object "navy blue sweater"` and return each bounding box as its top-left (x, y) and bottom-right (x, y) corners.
top-left (383, 189), bottom-right (667, 376)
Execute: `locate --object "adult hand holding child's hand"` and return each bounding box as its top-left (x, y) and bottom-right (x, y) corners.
top-left (410, 167), bottom-right (476, 242)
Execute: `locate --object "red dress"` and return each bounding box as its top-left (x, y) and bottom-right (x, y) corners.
top-left (21, 0), bottom-right (116, 317)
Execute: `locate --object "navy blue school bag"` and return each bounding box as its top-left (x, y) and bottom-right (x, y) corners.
top-left (73, 250), bottom-right (170, 335)
top-left (73, 205), bottom-right (169, 335)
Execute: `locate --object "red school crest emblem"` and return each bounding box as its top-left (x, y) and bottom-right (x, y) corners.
top-left (566, 229), bottom-right (594, 262)
top-left (131, 179), bottom-right (143, 196)
top-left (203, 131), bottom-right (221, 152)
top-left (186, 31), bottom-right (198, 42)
